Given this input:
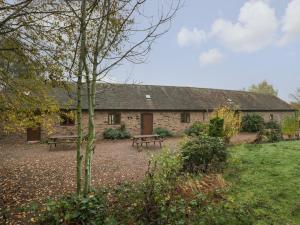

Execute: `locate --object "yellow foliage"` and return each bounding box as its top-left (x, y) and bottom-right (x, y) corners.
top-left (0, 37), bottom-right (63, 135)
top-left (212, 105), bottom-right (241, 141)
top-left (0, 78), bottom-right (61, 134)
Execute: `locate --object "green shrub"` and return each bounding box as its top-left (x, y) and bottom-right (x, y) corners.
top-left (265, 120), bottom-right (281, 130)
top-left (153, 127), bottom-right (173, 138)
top-left (108, 173), bottom-right (253, 225)
top-left (181, 135), bottom-right (227, 173)
top-left (103, 127), bottom-right (130, 140)
top-left (106, 150), bottom-right (184, 225)
top-left (282, 115), bottom-right (299, 138)
top-left (265, 129), bottom-right (282, 142)
top-left (256, 128), bottom-right (282, 143)
top-left (253, 120), bottom-right (282, 143)
top-left (198, 201), bottom-right (255, 225)
top-left (149, 149), bottom-right (183, 188)
top-left (106, 182), bottom-right (144, 224)
top-left (241, 114), bottom-right (264, 132)
top-left (37, 192), bottom-right (107, 225)
top-left (185, 122), bottom-right (207, 136)
top-left (208, 117), bottom-right (224, 138)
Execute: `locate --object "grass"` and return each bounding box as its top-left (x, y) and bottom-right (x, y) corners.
top-left (225, 141), bottom-right (300, 225)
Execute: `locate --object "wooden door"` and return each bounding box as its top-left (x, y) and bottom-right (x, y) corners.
top-left (27, 127), bottom-right (41, 142)
top-left (141, 113), bottom-right (153, 135)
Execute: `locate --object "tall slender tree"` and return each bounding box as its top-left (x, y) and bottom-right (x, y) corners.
top-left (68, 0), bottom-right (182, 195)
top-left (74, 0), bottom-right (87, 196)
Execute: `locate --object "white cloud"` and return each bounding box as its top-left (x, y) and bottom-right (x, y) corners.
top-left (199, 49), bottom-right (223, 65)
top-left (278, 0), bottom-right (300, 46)
top-left (177, 27), bottom-right (206, 47)
top-left (211, 1), bottom-right (278, 53)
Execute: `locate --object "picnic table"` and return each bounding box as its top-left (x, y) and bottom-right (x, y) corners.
top-left (48, 135), bottom-right (78, 150)
top-left (132, 134), bottom-right (164, 148)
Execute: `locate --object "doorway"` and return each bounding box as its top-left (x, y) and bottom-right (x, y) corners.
top-left (141, 113), bottom-right (153, 135)
top-left (27, 127), bottom-right (41, 142)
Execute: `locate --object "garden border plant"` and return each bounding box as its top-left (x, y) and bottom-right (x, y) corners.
top-left (281, 114), bottom-right (299, 140)
top-left (181, 135), bottom-right (228, 173)
top-left (185, 121), bottom-right (208, 137)
top-left (102, 124), bottom-right (131, 140)
top-left (153, 127), bottom-right (173, 138)
top-left (208, 117), bottom-right (224, 138)
top-left (241, 114), bottom-right (264, 132)
top-left (255, 120), bottom-right (282, 143)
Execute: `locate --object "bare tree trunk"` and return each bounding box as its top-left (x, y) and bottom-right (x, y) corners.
top-left (83, 75), bottom-right (94, 195)
top-left (76, 70), bottom-right (82, 196)
top-left (76, 0), bottom-right (87, 196)
top-left (79, 0), bottom-right (181, 195)
top-left (83, 11), bottom-right (101, 194)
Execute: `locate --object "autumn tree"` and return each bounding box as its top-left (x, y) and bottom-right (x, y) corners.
top-left (0, 1), bottom-right (83, 194)
top-left (0, 36), bottom-right (63, 134)
top-left (0, 1), bottom-right (82, 200)
top-left (248, 80), bottom-right (278, 96)
top-left (0, 1), bottom-right (79, 134)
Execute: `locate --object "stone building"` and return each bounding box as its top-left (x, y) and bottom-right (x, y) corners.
top-left (25, 84), bottom-right (295, 141)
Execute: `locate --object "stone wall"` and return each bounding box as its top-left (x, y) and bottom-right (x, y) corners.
top-left (1, 110), bottom-right (296, 143)
top-left (88, 111), bottom-right (294, 138)
top-left (240, 111), bottom-right (295, 124)
top-left (52, 111), bottom-right (210, 139)
top-left (153, 112), bottom-right (206, 135)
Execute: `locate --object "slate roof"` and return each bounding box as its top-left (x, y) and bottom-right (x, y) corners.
top-left (54, 84), bottom-right (294, 112)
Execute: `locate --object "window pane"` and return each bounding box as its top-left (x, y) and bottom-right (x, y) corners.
top-left (181, 112), bottom-right (190, 123)
top-left (108, 113), bottom-right (121, 125)
top-left (108, 114), bottom-right (113, 125)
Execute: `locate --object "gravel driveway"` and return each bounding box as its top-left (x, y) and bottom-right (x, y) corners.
top-left (0, 138), bottom-right (180, 224)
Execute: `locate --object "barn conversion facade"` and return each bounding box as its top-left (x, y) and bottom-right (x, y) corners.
top-left (25, 84), bottom-right (295, 141)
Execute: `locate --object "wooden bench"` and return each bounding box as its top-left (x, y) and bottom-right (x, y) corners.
top-left (134, 139), bottom-right (151, 148)
top-left (153, 138), bottom-right (164, 147)
top-left (132, 135), bottom-right (164, 148)
top-left (48, 135), bottom-right (78, 150)
top-left (47, 141), bottom-right (57, 149)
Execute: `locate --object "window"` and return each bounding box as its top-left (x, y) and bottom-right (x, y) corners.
top-left (60, 111), bottom-right (75, 126)
top-left (108, 113), bottom-right (121, 125)
top-left (181, 112), bottom-right (190, 123)
top-left (270, 114), bottom-right (274, 121)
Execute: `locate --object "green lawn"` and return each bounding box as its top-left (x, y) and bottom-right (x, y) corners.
top-left (226, 141), bottom-right (300, 225)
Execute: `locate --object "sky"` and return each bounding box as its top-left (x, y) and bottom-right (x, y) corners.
top-left (111, 0), bottom-right (300, 102)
